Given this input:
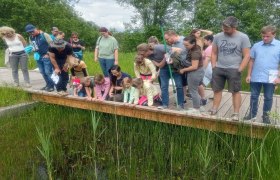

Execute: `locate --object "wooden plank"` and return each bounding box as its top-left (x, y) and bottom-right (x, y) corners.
top-left (223, 92), bottom-right (249, 119)
top-left (256, 95), bottom-right (264, 123)
top-left (239, 93), bottom-right (250, 119)
top-left (28, 89), bottom-right (278, 139)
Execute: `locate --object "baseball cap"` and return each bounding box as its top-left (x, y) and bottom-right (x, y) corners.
top-left (25, 24), bottom-right (36, 33)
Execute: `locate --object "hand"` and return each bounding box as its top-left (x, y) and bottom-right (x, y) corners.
top-left (179, 69), bottom-right (185, 74)
top-left (245, 76), bottom-right (251, 83)
top-left (43, 54), bottom-right (49, 58)
top-left (109, 92), bottom-right (113, 97)
top-left (274, 77), bottom-right (280, 84)
top-left (62, 65), bottom-right (69, 72)
top-left (86, 97), bottom-right (92, 101)
top-left (54, 68), bottom-right (61, 75)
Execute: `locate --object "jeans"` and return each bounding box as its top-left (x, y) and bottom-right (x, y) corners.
top-left (99, 58), bottom-right (114, 77)
top-left (159, 67), bottom-right (184, 108)
top-left (37, 57), bottom-right (54, 88)
top-left (56, 62), bottom-right (69, 91)
top-left (249, 82), bottom-right (275, 117)
top-left (9, 53), bottom-right (30, 84)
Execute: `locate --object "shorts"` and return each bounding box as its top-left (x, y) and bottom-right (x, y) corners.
top-left (211, 67), bottom-right (241, 93)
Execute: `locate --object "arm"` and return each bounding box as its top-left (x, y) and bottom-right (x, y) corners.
top-left (180, 60), bottom-right (199, 74)
top-left (70, 68), bottom-right (75, 76)
top-left (85, 86), bottom-right (92, 98)
top-left (114, 49), bottom-right (118, 65)
top-left (134, 63), bottom-right (140, 78)
top-left (17, 34), bottom-right (27, 46)
top-left (246, 58), bottom-right (254, 83)
top-left (101, 80), bottom-right (110, 100)
top-left (152, 59), bottom-right (166, 68)
top-left (49, 52), bottom-right (60, 74)
top-left (146, 60), bottom-right (157, 80)
top-left (123, 89), bottom-right (128, 103)
top-left (94, 48), bottom-right (98, 62)
top-left (133, 88), bottom-right (140, 105)
top-left (82, 68), bottom-right (88, 77)
top-left (211, 44), bottom-right (218, 68)
top-left (200, 29), bottom-right (213, 35)
top-left (238, 48), bottom-right (251, 72)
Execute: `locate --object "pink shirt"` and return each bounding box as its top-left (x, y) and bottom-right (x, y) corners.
top-left (203, 45), bottom-right (212, 60)
top-left (94, 77), bottom-right (110, 100)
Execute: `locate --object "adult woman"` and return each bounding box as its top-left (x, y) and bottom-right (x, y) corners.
top-left (180, 36), bottom-right (205, 114)
top-left (109, 65), bottom-right (131, 102)
top-left (69, 32), bottom-right (85, 60)
top-left (0, 26), bottom-right (31, 87)
top-left (94, 27), bottom-right (118, 77)
top-left (190, 28), bottom-right (213, 50)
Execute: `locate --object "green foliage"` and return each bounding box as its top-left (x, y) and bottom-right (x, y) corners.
top-left (0, 86), bottom-right (31, 107)
top-left (0, 0), bottom-right (99, 49)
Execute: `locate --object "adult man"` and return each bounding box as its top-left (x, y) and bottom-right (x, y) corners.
top-left (49, 39), bottom-right (74, 95)
top-left (244, 25), bottom-right (280, 124)
top-left (94, 27), bottom-right (118, 77)
top-left (157, 30), bottom-right (187, 109)
top-left (210, 16), bottom-right (251, 121)
top-left (50, 27), bottom-right (59, 40)
top-left (25, 24), bottom-right (54, 91)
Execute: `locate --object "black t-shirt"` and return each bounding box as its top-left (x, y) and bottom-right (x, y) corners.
top-left (49, 44), bottom-right (73, 65)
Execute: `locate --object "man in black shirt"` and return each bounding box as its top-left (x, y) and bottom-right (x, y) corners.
top-left (49, 39), bottom-right (74, 94)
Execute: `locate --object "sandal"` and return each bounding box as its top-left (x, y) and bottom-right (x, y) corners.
top-left (208, 108), bottom-right (217, 115)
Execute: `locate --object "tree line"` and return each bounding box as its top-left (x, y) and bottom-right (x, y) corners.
top-left (1, 0), bottom-right (280, 52)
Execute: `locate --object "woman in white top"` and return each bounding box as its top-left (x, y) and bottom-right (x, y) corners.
top-left (0, 26), bottom-right (30, 87)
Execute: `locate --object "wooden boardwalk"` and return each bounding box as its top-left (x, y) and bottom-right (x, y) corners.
top-left (1, 67), bottom-right (280, 138)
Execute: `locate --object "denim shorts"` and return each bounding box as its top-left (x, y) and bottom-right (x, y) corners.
top-left (211, 67), bottom-right (241, 93)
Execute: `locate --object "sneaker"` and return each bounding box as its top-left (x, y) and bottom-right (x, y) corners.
top-left (57, 91), bottom-right (69, 96)
top-left (243, 114), bottom-right (257, 122)
top-left (177, 106), bottom-right (185, 111)
top-left (24, 83), bottom-right (32, 88)
top-left (158, 105), bottom-right (168, 110)
top-left (45, 87), bottom-right (54, 92)
top-left (13, 83), bottom-right (19, 87)
top-left (40, 86), bottom-right (47, 90)
top-left (231, 113), bottom-right (239, 121)
top-left (262, 114), bottom-right (271, 124)
top-left (200, 98), bottom-right (207, 106)
top-left (186, 108), bottom-right (201, 115)
top-left (208, 108), bottom-right (217, 115)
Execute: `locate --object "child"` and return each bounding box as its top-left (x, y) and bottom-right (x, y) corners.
top-left (93, 74), bottom-right (110, 101)
top-left (72, 77), bottom-right (86, 97)
top-left (82, 77), bottom-right (94, 100)
top-left (70, 57), bottom-right (88, 79)
top-left (134, 54), bottom-right (157, 81)
top-left (132, 78), bottom-right (160, 107)
top-left (122, 77), bottom-right (137, 104)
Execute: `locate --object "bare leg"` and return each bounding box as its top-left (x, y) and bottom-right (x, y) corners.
top-left (232, 92), bottom-right (241, 113)
top-left (212, 90), bottom-right (222, 110)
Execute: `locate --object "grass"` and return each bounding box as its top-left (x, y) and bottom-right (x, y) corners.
top-left (0, 103), bottom-right (280, 179)
top-left (0, 86), bottom-right (31, 107)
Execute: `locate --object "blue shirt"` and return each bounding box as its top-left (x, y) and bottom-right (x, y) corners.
top-left (30, 33), bottom-right (50, 56)
top-left (250, 39), bottom-right (280, 83)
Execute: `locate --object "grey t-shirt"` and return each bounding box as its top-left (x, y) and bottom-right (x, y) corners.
top-left (213, 31), bottom-right (251, 69)
top-left (172, 36), bottom-right (188, 62)
top-left (149, 44), bottom-right (165, 63)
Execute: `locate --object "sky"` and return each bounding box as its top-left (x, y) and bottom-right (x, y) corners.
top-left (74, 0), bottom-right (136, 31)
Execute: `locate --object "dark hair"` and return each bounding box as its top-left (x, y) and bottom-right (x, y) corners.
top-left (183, 36), bottom-right (197, 45)
top-left (204, 35), bottom-right (214, 42)
top-left (110, 65), bottom-right (121, 86)
top-left (190, 28), bottom-right (200, 36)
top-left (110, 65), bottom-right (121, 72)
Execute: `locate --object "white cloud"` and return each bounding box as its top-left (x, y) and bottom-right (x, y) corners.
top-left (74, 0), bottom-right (136, 31)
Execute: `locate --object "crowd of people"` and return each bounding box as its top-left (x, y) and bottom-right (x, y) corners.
top-left (1, 16), bottom-right (280, 124)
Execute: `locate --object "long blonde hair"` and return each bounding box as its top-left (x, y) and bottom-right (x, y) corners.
top-left (0, 26), bottom-right (15, 38)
